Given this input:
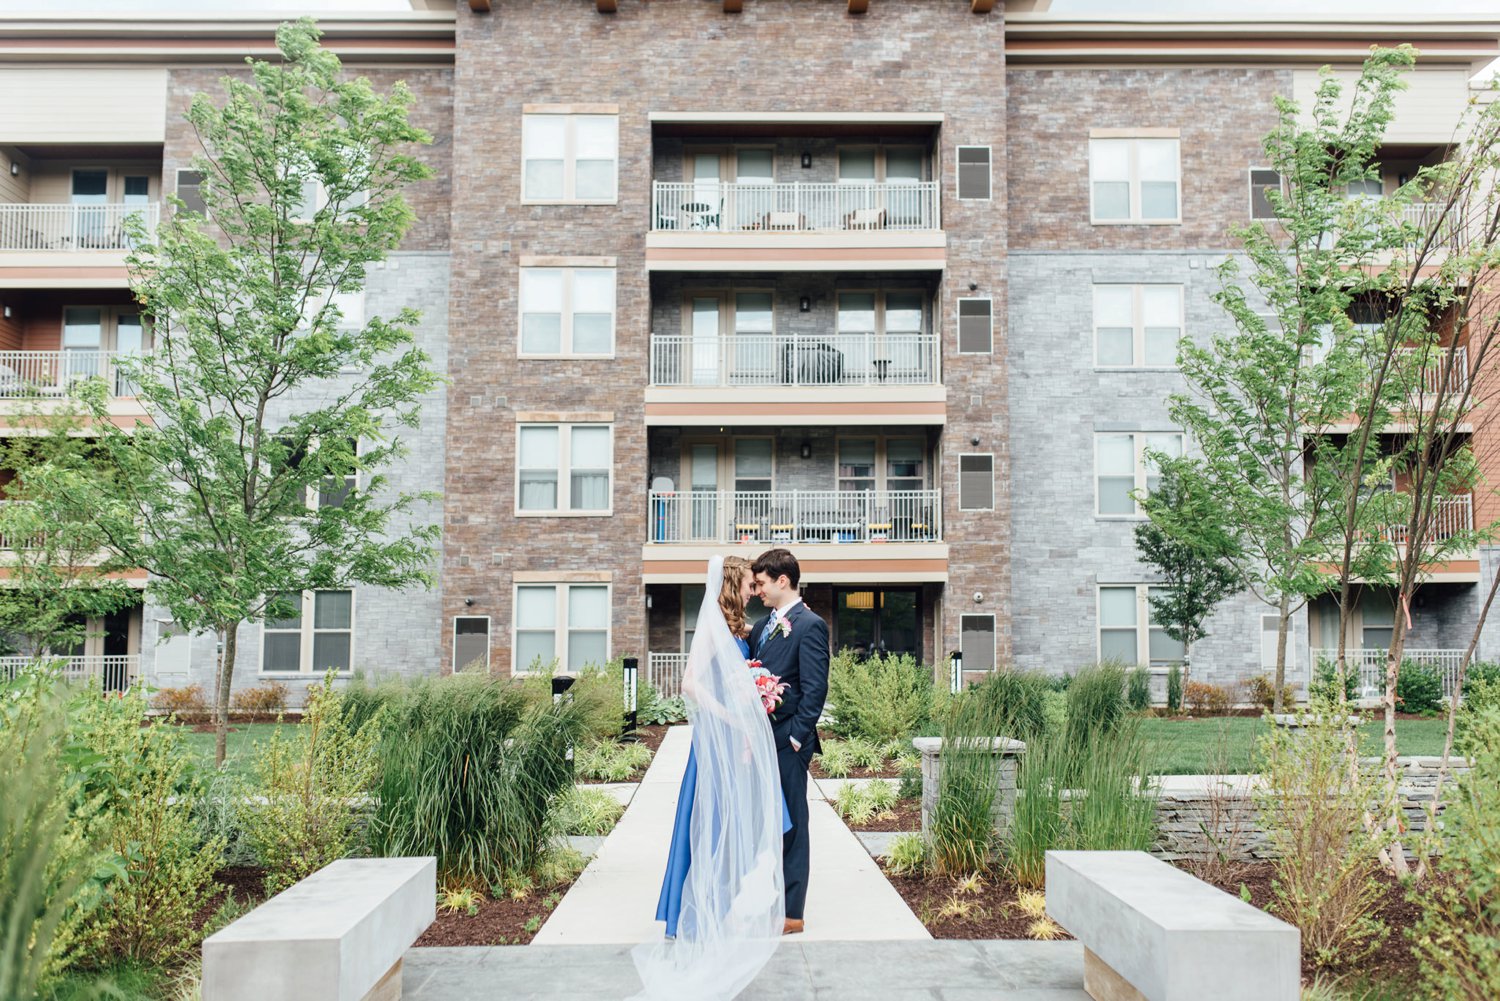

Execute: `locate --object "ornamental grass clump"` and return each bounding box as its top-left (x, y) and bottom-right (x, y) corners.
top-left (240, 672), bottom-right (382, 893)
top-left (1411, 705), bottom-right (1500, 999)
top-left (968, 669), bottom-right (1054, 742)
top-left (367, 671), bottom-right (586, 890)
top-left (930, 695), bottom-right (1004, 877)
top-left (1064, 662), bottom-right (1129, 744)
top-left (1255, 699), bottom-right (1390, 970)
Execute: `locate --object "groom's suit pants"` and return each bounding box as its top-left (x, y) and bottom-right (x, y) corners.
top-left (777, 740), bottom-right (815, 919)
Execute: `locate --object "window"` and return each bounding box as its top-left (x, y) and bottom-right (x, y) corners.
top-left (959, 454), bottom-right (994, 511)
top-left (315, 438), bottom-right (358, 510)
top-left (519, 267), bottom-right (616, 356)
top-left (734, 438), bottom-right (773, 493)
top-left (957, 298), bottom-right (993, 354)
top-left (1093, 285), bottom-right (1183, 368)
top-left (261, 590), bottom-right (354, 674)
top-left (175, 169), bottom-right (206, 215)
top-left (453, 616), bottom-right (491, 672)
top-left (514, 583), bottom-right (610, 673)
top-left (835, 291), bottom-right (930, 378)
top-left (1098, 585), bottom-right (1185, 666)
top-left (838, 436), bottom-right (927, 494)
top-left (960, 614), bottom-right (996, 673)
top-left (522, 114), bottom-right (618, 202)
top-left (516, 423), bottom-right (613, 514)
top-left (839, 438), bottom-right (877, 493)
top-left (61, 307), bottom-right (151, 391)
top-left (1361, 591), bottom-right (1394, 650)
top-left (1095, 432), bottom-right (1182, 516)
top-left (1260, 614), bottom-right (1281, 671)
top-left (1249, 168), bottom-right (1281, 220)
top-left (956, 146), bottom-right (991, 200)
top-left (1090, 137), bottom-right (1180, 223)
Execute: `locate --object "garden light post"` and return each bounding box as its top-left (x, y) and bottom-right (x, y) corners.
top-left (552, 674), bottom-right (577, 765)
top-left (623, 656), bottom-right (639, 737)
top-left (949, 649), bottom-right (962, 695)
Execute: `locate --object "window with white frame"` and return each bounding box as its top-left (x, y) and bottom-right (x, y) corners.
top-left (1093, 285), bottom-right (1183, 368)
top-left (517, 423), bottom-right (613, 513)
top-left (262, 590), bottom-right (354, 674)
top-left (514, 583), bottom-right (610, 672)
top-left (960, 614), bottom-right (996, 672)
top-left (1095, 432), bottom-right (1182, 516)
top-left (959, 454), bottom-right (994, 511)
top-left (522, 114), bottom-right (619, 202)
top-left (454, 616), bottom-right (491, 672)
top-left (519, 267), bottom-right (616, 356)
top-left (1098, 585), bottom-right (1185, 666)
top-left (1090, 137), bottom-right (1180, 223)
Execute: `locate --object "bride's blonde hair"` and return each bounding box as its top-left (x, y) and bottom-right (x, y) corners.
top-left (719, 556), bottom-right (753, 638)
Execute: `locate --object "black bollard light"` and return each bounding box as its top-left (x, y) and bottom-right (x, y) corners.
top-left (949, 649), bottom-right (963, 695)
top-left (621, 656), bottom-right (640, 738)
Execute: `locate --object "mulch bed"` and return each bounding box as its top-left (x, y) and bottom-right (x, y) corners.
top-left (881, 867), bottom-right (1072, 941)
top-left (624, 722), bottom-right (673, 756)
top-left (810, 761), bottom-right (906, 779)
top-left (842, 799), bottom-right (922, 833)
top-left (415, 879), bottom-right (577, 947)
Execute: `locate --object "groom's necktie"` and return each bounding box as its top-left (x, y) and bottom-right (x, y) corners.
top-left (762, 611), bottom-right (779, 645)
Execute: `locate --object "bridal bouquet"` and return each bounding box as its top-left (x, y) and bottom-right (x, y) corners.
top-left (746, 659), bottom-right (787, 714)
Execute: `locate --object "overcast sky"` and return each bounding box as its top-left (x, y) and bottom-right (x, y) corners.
top-left (20, 0), bottom-right (1500, 12)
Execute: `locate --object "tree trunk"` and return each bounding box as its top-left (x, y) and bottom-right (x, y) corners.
top-left (213, 622), bottom-right (239, 767)
top-left (1273, 592), bottom-right (1291, 714)
top-left (1381, 594), bottom-right (1411, 877)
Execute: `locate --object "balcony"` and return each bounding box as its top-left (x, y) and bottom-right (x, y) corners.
top-left (0, 350), bottom-right (142, 399)
top-left (1309, 647), bottom-right (1465, 699)
top-left (645, 181), bottom-right (945, 272)
top-left (649, 489), bottom-right (941, 545)
top-left (0, 203), bottom-right (159, 289)
top-left (1395, 344), bottom-right (1468, 396)
top-left (0, 653), bottom-right (140, 690)
top-left (650, 332), bottom-right (939, 388)
top-left (1383, 494), bottom-right (1473, 549)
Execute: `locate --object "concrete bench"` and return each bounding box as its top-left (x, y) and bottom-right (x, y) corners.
top-left (1045, 850), bottom-right (1298, 1001)
top-left (203, 857), bottom-right (436, 1001)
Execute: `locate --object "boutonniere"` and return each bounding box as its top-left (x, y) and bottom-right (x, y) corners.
top-left (768, 617), bottom-right (792, 642)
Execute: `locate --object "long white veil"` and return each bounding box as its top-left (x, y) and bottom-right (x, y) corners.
top-left (630, 556), bottom-right (785, 1000)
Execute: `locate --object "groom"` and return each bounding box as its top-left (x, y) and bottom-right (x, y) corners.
top-left (749, 548), bottom-right (829, 936)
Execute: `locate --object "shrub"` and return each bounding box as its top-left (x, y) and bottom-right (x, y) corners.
top-left (549, 787), bottom-right (624, 837)
top-left (151, 684), bottom-right (209, 722)
top-left (61, 684), bottom-right (225, 968)
top-left (1462, 660), bottom-right (1500, 695)
top-left (635, 680), bottom-right (687, 726)
top-left (897, 762), bottom-right (923, 801)
top-left (1166, 663), bottom-right (1183, 713)
top-left (885, 833), bottom-right (928, 877)
top-left (192, 768), bottom-right (258, 868)
top-left (574, 739), bottom-right (652, 782)
top-left (230, 680), bottom-right (289, 716)
top-left (1397, 660), bottom-right (1445, 715)
top-left (366, 671), bottom-right (586, 890)
top-left (1412, 705), bottom-right (1500, 998)
top-left (968, 669), bottom-right (1054, 742)
top-left (517, 658), bottom-right (627, 740)
top-left (825, 650), bottom-right (934, 744)
top-left (240, 673), bottom-right (382, 894)
top-left (1255, 700), bottom-right (1389, 970)
top-left (1065, 663), bottom-right (1128, 743)
top-left (1184, 681), bottom-right (1233, 716)
top-left (1458, 677), bottom-right (1500, 753)
top-left (1309, 657), bottom-right (1359, 703)
top-left (1243, 674), bottom-right (1297, 712)
top-left (1127, 667), bottom-right (1151, 712)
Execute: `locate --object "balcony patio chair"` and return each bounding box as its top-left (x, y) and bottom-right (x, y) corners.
top-left (781, 341), bottom-right (844, 386)
top-left (681, 200), bottom-right (722, 231)
top-left (843, 207), bottom-right (886, 231)
top-left (761, 210), bottom-right (805, 232)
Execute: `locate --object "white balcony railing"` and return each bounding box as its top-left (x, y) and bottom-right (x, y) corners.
top-left (649, 332), bottom-right (939, 387)
top-left (1396, 345), bottom-right (1469, 396)
top-left (1402, 202), bottom-right (1466, 249)
top-left (646, 652), bottom-right (689, 700)
top-left (0, 203), bottom-right (160, 252)
top-left (0, 500), bottom-right (45, 551)
top-left (0, 653), bottom-right (140, 690)
top-left (1311, 647), bottom-right (1466, 698)
top-left (1384, 494), bottom-right (1473, 548)
top-left (0, 350), bottom-right (142, 398)
top-left (649, 489), bottom-right (941, 545)
top-left (651, 181), bottom-right (941, 233)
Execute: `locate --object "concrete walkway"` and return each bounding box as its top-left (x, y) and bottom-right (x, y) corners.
top-left (534, 725), bottom-right (929, 944)
top-left (405, 941), bottom-right (1088, 1000)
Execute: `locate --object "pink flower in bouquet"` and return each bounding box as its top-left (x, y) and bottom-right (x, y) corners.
top-left (746, 659), bottom-right (788, 714)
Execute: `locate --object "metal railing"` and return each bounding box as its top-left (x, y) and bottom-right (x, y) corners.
top-left (651, 181), bottom-right (941, 233)
top-left (1402, 202), bottom-right (1466, 249)
top-left (648, 489), bottom-right (942, 545)
top-left (646, 652), bottom-right (689, 700)
top-left (1383, 494), bottom-right (1473, 548)
top-left (0, 500), bottom-right (45, 550)
top-left (1311, 647), bottom-right (1466, 698)
top-left (1395, 345), bottom-right (1469, 396)
top-left (649, 332), bottom-right (939, 387)
top-left (0, 350), bottom-right (142, 398)
top-left (0, 653), bottom-right (140, 690)
top-left (0, 203), bottom-right (160, 251)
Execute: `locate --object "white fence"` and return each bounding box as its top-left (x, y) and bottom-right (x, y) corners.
top-left (650, 332), bottom-right (939, 387)
top-left (0, 203), bottom-right (160, 251)
top-left (649, 488), bottom-right (941, 545)
top-left (646, 652), bottom-right (689, 700)
top-left (0, 350), bottom-right (138, 398)
top-left (0, 654), bottom-right (140, 690)
top-left (1384, 494), bottom-right (1473, 547)
top-left (651, 181), bottom-right (941, 233)
top-left (1310, 647), bottom-right (1466, 698)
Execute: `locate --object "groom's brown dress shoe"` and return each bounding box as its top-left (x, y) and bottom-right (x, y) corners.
top-left (782, 918), bottom-right (805, 935)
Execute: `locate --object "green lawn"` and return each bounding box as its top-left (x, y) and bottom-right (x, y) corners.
top-left (182, 722), bottom-right (301, 778)
top-left (1137, 715), bottom-right (1453, 775)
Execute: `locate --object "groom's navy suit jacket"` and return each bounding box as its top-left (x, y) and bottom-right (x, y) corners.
top-left (749, 600), bottom-right (830, 755)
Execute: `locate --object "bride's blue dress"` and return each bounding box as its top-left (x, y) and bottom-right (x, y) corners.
top-left (655, 635), bottom-right (793, 937)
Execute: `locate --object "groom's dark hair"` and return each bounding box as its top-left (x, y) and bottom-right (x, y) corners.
top-left (752, 548), bottom-right (800, 590)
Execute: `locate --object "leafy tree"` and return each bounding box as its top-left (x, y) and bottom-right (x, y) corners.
top-left (64, 18), bottom-right (441, 764)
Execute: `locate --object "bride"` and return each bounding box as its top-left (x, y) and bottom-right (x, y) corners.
top-left (630, 556), bottom-right (789, 1000)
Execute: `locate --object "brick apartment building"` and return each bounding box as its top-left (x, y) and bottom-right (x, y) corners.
top-left (0, 3), bottom-right (1496, 703)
